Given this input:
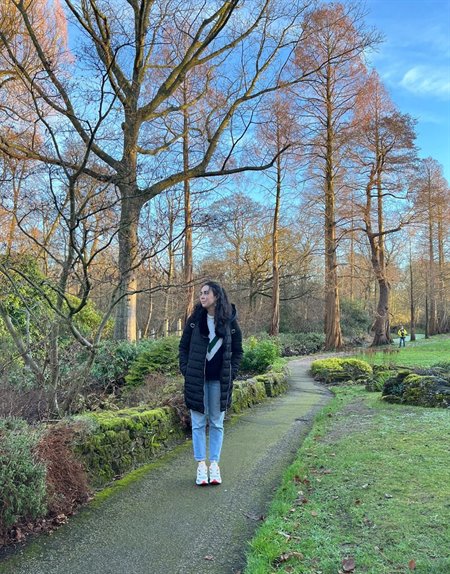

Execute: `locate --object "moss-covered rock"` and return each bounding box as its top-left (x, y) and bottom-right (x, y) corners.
top-left (73, 406), bottom-right (185, 488)
top-left (255, 366), bottom-right (289, 397)
top-left (230, 366), bottom-right (289, 413)
top-left (310, 358), bottom-right (372, 384)
top-left (231, 379), bottom-right (266, 413)
top-left (382, 373), bottom-right (450, 408)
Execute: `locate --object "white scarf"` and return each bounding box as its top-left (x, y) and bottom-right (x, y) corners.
top-left (206, 314), bottom-right (223, 361)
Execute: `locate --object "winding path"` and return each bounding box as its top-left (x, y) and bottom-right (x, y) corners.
top-left (0, 359), bottom-right (331, 574)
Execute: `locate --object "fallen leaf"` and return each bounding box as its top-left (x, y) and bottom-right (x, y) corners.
top-left (384, 493), bottom-right (393, 499)
top-left (408, 559), bottom-right (416, 570)
top-left (342, 556), bottom-right (356, 572)
top-left (204, 555), bottom-right (215, 561)
top-left (311, 511), bottom-right (318, 517)
top-left (354, 499), bottom-right (361, 505)
top-left (277, 551), bottom-right (304, 563)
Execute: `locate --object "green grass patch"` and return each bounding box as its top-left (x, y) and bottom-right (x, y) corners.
top-left (244, 386), bottom-right (450, 574)
top-left (352, 334), bottom-right (450, 369)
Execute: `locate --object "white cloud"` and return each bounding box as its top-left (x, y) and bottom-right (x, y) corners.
top-left (400, 66), bottom-right (450, 98)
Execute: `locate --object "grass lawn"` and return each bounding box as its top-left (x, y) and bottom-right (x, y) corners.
top-left (351, 334), bottom-right (450, 368)
top-left (244, 336), bottom-right (450, 574)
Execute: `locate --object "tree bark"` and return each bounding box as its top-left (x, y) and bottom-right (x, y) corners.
top-left (183, 89), bottom-right (195, 322)
top-left (371, 278), bottom-right (391, 345)
top-left (437, 203), bottom-right (448, 332)
top-left (114, 191), bottom-right (141, 341)
top-left (409, 242), bottom-right (416, 341)
top-left (270, 152), bottom-right (281, 336)
top-left (427, 174), bottom-right (438, 334)
top-left (323, 64), bottom-right (343, 350)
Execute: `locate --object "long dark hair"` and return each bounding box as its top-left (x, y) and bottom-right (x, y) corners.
top-left (195, 281), bottom-right (232, 335)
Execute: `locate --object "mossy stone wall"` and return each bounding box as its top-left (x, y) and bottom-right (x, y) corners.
top-left (74, 407), bottom-right (185, 488)
top-left (73, 367), bottom-right (289, 488)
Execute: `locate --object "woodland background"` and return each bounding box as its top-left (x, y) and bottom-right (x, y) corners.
top-left (0, 0), bottom-right (449, 419)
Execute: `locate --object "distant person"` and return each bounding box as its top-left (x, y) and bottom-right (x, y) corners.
top-left (179, 281), bottom-right (243, 486)
top-left (398, 325), bottom-right (407, 347)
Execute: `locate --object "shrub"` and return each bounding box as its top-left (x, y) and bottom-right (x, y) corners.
top-left (310, 358), bottom-right (372, 384)
top-left (278, 332), bottom-right (325, 356)
top-left (125, 337), bottom-right (180, 388)
top-left (0, 419), bottom-right (47, 535)
top-left (366, 369), bottom-right (392, 392)
top-left (90, 340), bottom-right (144, 389)
top-left (240, 337), bottom-right (280, 374)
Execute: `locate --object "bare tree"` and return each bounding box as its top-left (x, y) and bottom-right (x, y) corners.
top-left (1, 0), bottom-right (331, 340)
top-left (293, 2), bottom-right (380, 349)
top-left (410, 158), bottom-right (449, 335)
top-left (351, 71), bottom-right (416, 345)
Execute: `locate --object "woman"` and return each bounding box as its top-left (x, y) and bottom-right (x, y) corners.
top-left (179, 281), bottom-right (243, 486)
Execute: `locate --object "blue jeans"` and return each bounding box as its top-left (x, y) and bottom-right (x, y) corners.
top-left (399, 337), bottom-right (406, 347)
top-left (190, 380), bottom-right (225, 463)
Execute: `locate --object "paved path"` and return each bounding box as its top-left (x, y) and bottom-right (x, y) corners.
top-left (0, 359), bottom-right (331, 574)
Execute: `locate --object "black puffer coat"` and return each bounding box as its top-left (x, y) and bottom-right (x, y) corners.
top-left (179, 304), bottom-right (243, 413)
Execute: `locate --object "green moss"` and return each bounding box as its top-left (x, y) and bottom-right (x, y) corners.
top-left (311, 358), bottom-right (372, 384)
top-left (382, 369), bottom-right (450, 408)
top-left (74, 406), bottom-right (185, 488)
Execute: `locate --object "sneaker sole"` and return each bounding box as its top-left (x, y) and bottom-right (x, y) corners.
top-left (209, 479), bottom-right (221, 485)
top-left (196, 480), bottom-right (208, 486)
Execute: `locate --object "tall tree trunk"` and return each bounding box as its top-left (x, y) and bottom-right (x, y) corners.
top-left (323, 73), bottom-right (343, 350)
top-left (370, 176), bottom-right (392, 346)
top-left (372, 278), bottom-right (391, 345)
top-left (143, 268), bottom-right (153, 338)
top-left (163, 200), bottom-right (176, 336)
top-left (437, 204), bottom-right (448, 332)
top-left (349, 217), bottom-right (355, 301)
top-left (183, 91), bottom-right (195, 322)
top-left (427, 178), bottom-right (438, 334)
top-left (114, 191), bottom-right (141, 341)
top-left (270, 154), bottom-right (281, 336)
top-left (409, 242), bottom-right (416, 341)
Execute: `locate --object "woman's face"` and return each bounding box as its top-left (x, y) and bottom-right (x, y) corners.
top-left (199, 285), bottom-right (217, 313)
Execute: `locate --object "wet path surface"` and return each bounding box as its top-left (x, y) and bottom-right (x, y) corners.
top-left (0, 359), bottom-right (331, 574)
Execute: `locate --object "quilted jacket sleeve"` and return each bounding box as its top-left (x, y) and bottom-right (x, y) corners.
top-left (179, 320), bottom-right (193, 376)
top-left (230, 319), bottom-right (243, 379)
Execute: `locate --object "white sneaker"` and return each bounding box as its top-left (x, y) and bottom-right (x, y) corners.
top-left (196, 462), bottom-right (208, 486)
top-left (209, 461), bottom-right (222, 485)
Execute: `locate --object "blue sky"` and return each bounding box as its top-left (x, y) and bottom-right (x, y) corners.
top-left (363, 0), bottom-right (450, 183)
